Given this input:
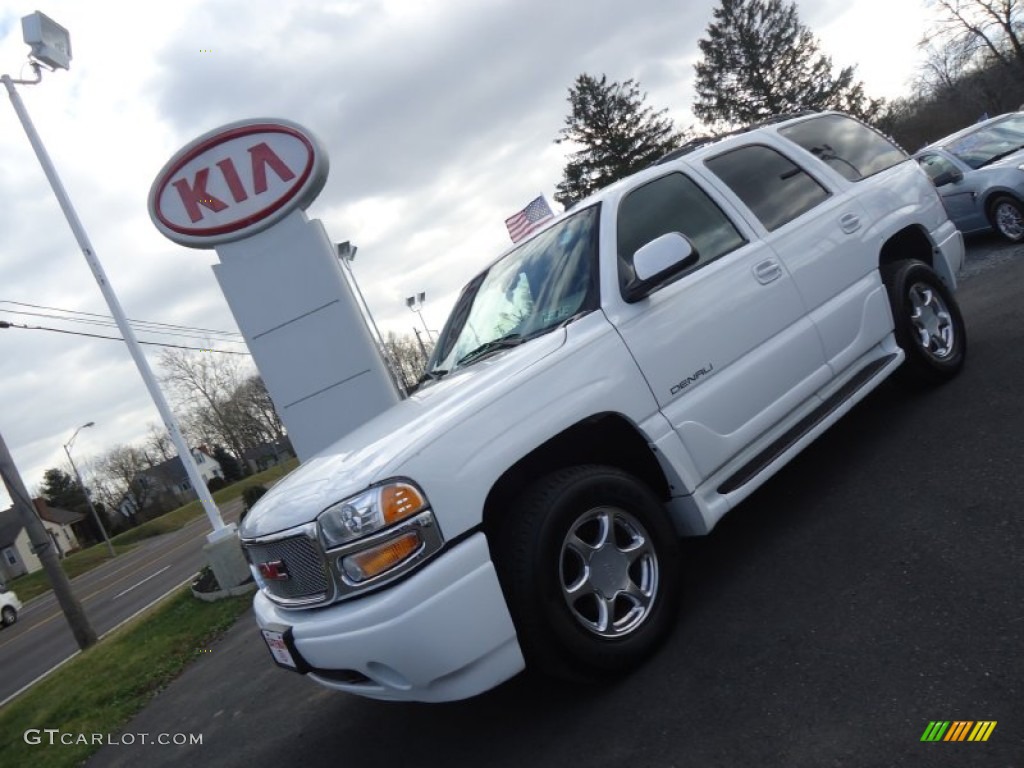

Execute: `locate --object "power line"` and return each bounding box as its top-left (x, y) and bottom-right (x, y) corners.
top-left (0, 299), bottom-right (245, 340)
top-left (0, 307), bottom-right (248, 344)
top-left (0, 320), bottom-right (251, 355)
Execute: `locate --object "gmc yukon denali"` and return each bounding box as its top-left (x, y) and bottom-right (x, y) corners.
top-left (239, 112), bottom-right (966, 702)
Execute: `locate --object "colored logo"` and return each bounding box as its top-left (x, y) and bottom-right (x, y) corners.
top-left (149, 118), bottom-right (329, 248)
top-left (920, 721), bottom-right (997, 742)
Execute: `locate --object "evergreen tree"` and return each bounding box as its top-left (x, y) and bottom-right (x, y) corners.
top-left (555, 74), bottom-right (684, 207)
top-left (693, 0), bottom-right (883, 128)
top-left (40, 468), bottom-right (88, 512)
top-left (212, 445), bottom-right (245, 483)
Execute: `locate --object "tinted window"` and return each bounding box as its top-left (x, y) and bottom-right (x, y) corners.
top-left (779, 114), bottom-right (906, 181)
top-left (705, 145), bottom-right (830, 231)
top-left (616, 173), bottom-right (746, 292)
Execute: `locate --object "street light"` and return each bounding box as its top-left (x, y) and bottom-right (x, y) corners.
top-left (3, 12), bottom-right (230, 547)
top-left (406, 292), bottom-right (433, 340)
top-left (405, 292), bottom-right (433, 363)
top-left (63, 422), bottom-right (115, 558)
top-left (337, 242), bottom-right (408, 396)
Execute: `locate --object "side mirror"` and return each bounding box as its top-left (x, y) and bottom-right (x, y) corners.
top-left (931, 168), bottom-right (963, 187)
top-left (623, 232), bottom-right (699, 303)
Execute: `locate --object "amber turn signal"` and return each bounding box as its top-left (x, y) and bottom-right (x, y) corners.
top-left (341, 531), bottom-right (422, 582)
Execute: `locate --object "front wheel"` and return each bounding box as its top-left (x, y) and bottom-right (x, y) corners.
top-left (494, 465), bottom-right (681, 681)
top-left (988, 195), bottom-right (1024, 242)
top-left (1, 606), bottom-right (15, 626)
top-left (882, 260), bottom-right (966, 385)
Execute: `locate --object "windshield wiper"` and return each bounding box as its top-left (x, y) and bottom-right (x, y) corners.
top-left (417, 368), bottom-right (449, 384)
top-left (456, 334), bottom-right (525, 368)
top-left (979, 144), bottom-right (1024, 167)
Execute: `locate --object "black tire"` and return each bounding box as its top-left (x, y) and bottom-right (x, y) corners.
top-left (1, 606), bottom-right (15, 626)
top-left (882, 260), bottom-right (966, 385)
top-left (494, 465), bottom-right (681, 681)
top-left (987, 195), bottom-right (1024, 242)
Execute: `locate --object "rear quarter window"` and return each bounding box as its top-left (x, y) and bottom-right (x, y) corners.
top-left (779, 114), bottom-right (906, 181)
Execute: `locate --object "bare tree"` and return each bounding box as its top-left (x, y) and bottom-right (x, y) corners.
top-left (144, 423), bottom-right (174, 463)
top-left (158, 349), bottom-right (251, 463)
top-left (383, 331), bottom-right (431, 391)
top-left (925, 1), bottom-right (1024, 78)
top-left (92, 444), bottom-right (158, 519)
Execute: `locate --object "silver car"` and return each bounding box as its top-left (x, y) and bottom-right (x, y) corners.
top-left (914, 113), bottom-right (1024, 242)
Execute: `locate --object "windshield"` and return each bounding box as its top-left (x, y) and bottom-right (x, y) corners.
top-left (946, 114), bottom-right (1024, 169)
top-left (428, 205), bottom-right (600, 375)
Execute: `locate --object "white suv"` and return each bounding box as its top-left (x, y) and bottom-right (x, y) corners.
top-left (240, 112), bottom-right (965, 702)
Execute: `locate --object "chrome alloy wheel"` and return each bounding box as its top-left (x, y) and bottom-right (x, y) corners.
top-left (908, 282), bottom-right (955, 360)
top-left (994, 200), bottom-right (1024, 241)
top-left (559, 506), bottom-right (659, 638)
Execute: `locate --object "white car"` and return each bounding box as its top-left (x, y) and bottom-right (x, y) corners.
top-left (240, 111), bottom-right (966, 702)
top-left (0, 584), bottom-right (22, 626)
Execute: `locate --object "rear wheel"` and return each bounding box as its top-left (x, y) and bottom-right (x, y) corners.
top-left (988, 195), bottom-right (1024, 242)
top-left (882, 260), bottom-right (966, 385)
top-left (494, 465), bottom-right (681, 680)
top-left (1, 606), bottom-right (15, 626)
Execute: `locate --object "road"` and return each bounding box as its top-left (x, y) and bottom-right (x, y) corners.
top-left (0, 498), bottom-right (245, 706)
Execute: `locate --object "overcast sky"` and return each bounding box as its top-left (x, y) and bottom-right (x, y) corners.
top-left (0, 0), bottom-right (929, 510)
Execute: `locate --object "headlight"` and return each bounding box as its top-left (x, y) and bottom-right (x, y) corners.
top-left (318, 481), bottom-right (428, 549)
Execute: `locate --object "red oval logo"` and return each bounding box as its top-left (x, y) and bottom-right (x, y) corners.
top-left (148, 119), bottom-right (328, 247)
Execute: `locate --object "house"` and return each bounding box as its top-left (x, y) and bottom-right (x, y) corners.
top-left (35, 499), bottom-right (86, 552)
top-left (0, 498), bottom-right (84, 581)
top-left (241, 437), bottom-right (294, 474)
top-left (119, 448), bottom-right (224, 519)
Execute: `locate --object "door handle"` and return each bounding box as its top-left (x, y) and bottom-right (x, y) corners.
top-left (839, 212), bottom-right (861, 234)
top-left (753, 259), bottom-right (782, 284)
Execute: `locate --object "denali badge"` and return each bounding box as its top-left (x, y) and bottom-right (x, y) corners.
top-left (670, 363), bottom-right (714, 395)
top-left (257, 560), bottom-right (290, 581)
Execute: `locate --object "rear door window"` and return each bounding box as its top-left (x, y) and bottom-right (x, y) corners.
top-left (705, 145), bottom-right (830, 232)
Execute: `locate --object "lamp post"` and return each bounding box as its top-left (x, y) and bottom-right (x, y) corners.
top-left (338, 242), bottom-right (407, 396)
top-left (2, 12), bottom-right (229, 542)
top-left (406, 292), bottom-right (432, 341)
top-left (63, 422), bottom-right (115, 558)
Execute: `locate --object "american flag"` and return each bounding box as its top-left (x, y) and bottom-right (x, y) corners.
top-left (505, 195), bottom-right (554, 243)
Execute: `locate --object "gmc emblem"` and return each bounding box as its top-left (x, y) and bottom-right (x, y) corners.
top-left (257, 560), bottom-right (290, 581)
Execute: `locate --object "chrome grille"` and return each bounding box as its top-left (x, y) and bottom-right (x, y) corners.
top-left (245, 532), bottom-right (330, 605)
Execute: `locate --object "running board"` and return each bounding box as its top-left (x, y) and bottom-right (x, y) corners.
top-left (717, 354), bottom-right (897, 495)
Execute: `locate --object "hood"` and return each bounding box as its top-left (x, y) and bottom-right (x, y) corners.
top-left (986, 148), bottom-right (1024, 169)
top-left (239, 329), bottom-right (567, 537)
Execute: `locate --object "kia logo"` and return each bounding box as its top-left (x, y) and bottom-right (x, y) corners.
top-left (148, 119), bottom-right (329, 247)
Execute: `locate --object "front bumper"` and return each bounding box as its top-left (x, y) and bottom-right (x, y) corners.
top-left (252, 532), bottom-right (524, 702)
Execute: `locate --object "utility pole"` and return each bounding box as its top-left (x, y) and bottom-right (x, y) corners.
top-left (0, 429), bottom-right (96, 649)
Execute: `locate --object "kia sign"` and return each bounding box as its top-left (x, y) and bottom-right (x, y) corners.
top-left (149, 119), bottom-right (329, 247)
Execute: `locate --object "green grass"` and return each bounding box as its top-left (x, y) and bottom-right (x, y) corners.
top-left (10, 459), bottom-right (299, 601)
top-left (0, 586), bottom-right (251, 768)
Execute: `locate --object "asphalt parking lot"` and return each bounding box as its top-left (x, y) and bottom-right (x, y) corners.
top-left (81, 238), bottom-right (1023, 768)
